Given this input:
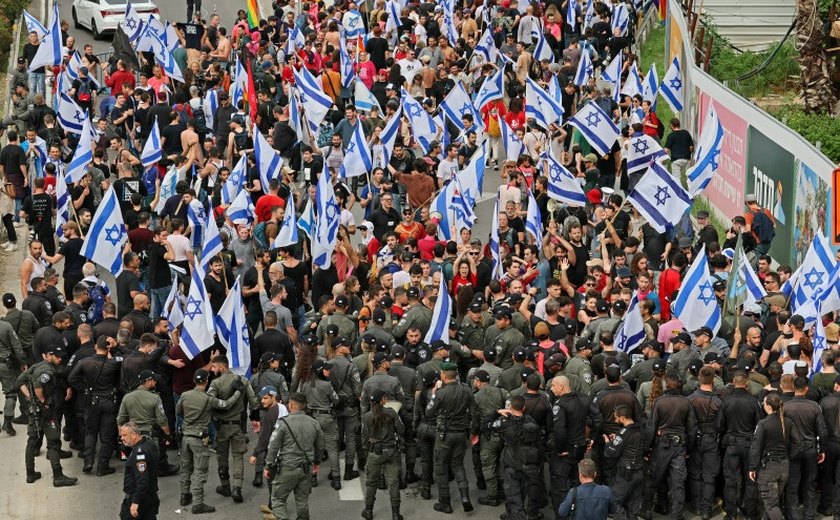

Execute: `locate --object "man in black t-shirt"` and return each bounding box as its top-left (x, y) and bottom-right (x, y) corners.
top-left (160, 112), bottom-right (186, 157)
top-left (179, 21), bottom-right (205, 49)
top-left (663, 119), bottom-right (695, 179)
top-left (22, 31), bottom-right (46, 96)
top-left (43, 222), bottom-right (86, 298)
top-left (148, 228), bottom-right (176, 319)
top-left (204, 257), bottom-right (228, 313)
top-left (21, 178), bottom-right (54, 254)
top-left (0, 131), bottom-right (27, 205)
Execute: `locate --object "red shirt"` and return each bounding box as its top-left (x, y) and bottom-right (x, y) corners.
top-left (106, 70), bottom-right (136, 94)
top-left (643, 111), bottom-right (661, 138)
top-left (658, 267), bottom-right (682, 322)
top-left (451, 273), bottom-right (477, 296)
top-left (505, 110), bottom-right (526, 131)
top-left (418, 235), bottom-right (441, 260)
top-left (254, 194), bottom-right (285, 223)
top-left (481, 99), bottom-right (507, 131)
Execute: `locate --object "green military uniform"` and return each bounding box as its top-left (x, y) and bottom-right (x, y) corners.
top-left (446, 339), bottom-right (477, 376)
top-left (493, 327), bottom-right (526, 370)
top-left (206, 371), bottom-right (260, 494)
top-left (666, 347), bottom-right (701, 382)
top-left (497, 362), bottom-right (526, 393)
top-left (565, 355), bottom-right (593, 389)
top-left (117, 385), bottom-right (173, 469)
top-left (393, 304), bottom-right (432, 340)
top-left (472, 383), bottom-right (509, 502)
top-left (176, 386), bottom-right (242, 508)
top-left (389, 360), bottom-right (420, 478)
top-left (0, 319), bottom-right (25, 421)
top-left (467, 362), bottom-right (503, 386)
top-left (297, 377), bottom-right (340, 479)
top-left (330, 354), bottom-right (363, 474)
top-left (364, 324), bottom-right (396, 352)
top-left (426, 373), bottom-right (478, 510)
top-left (362, 405), bottom-right (405, 518)
top-left (413, 383), bottom-right (438, 497)
top-left (361, 371), bottom-right (405, 415)
top-left (416, 358), bottom-right (445, 388)
top-left (316, 312), bottom-right (358, 346)
top-left (353, 352), bottom-right (371, 380)
top-left (18, 360), bottom-right (65, 480)
top-left (266, 410), bottom-right (325, 520)
top-left (2, 307), bottom-right (37, 364)
top-left (623, 358), bottom-right (657, 389)
top-left (459, 317), bottom-right (486, 352)
top-left (511, 311), bottom-right (532, 342)
top-left (250, 369), bottom-right (290, 403)
top-left (556, 370), bottom-right (589, 397)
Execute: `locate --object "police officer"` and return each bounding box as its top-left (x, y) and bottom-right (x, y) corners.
top-left (565, 339), bottom-right (594, 389)
top-left (388, 345), bottom-right (420, 483)
top-left (17, 345), bottom-right (78, 487)
top-left (416, 340), bottom-right (449, 385)
top-left (251, 352), bottom-right (290, 404)
top-left (749, 393), bottom-right (794, 520)
top-left (492, 307), bottom-right (525, 370)
top-left (296, 358), bottom-right (340, 489)
top-left (549, 375), bottom-right (587, 517)
top-left (119, 421), bottom-right (160, 520)
top-left (460, 301), bottom-right (486, 359)
top-left (207, 355), bottom-right (260, 503)
top-left (603, 404), bottom-right (646, 520)
top-left (177, 369), bottom-right (244, 515)
top-left (393, 287), bottom-right (432, 341)
top-left (362, 388), bottom-right (405, 520)
top-left (467, 346), bottom-right (502, 386)
top-left (22, 277), bottom-right (53, 331)
top-left (361, 352), bottom-right (405, 414)
top-left (487, 394), bottom-right (543, 519)
top-left (687, 366), bottom-right (722, 520)
top-left (367, 308), bottom-right (397, 349)
top-left (427, 361), bottom-right (477, 513)
top-left (497, 348), bottom-right (528, 393)
top-left (330, 340), bottom-right (363, 479)
top-left (67, 335), bottom-right (119, 475)
top-left (718, 371), bottom-right (763, 520)
top-left (117, 370), bottom-right (179, 476)
top-left (784, 376), bottom-right (828, 520)
top-left (624, 340), bottom-right (664, 390)
top-left (818, 376), bottom-right (840, 515)
top-left (2, 292), bottom-right (39, 370)
top-left (0, 309), bottom-right (26, 435)
top-left (403, 327), bottom-right (432, 369)
top-left (472, 368), bottom-right (508, 506)
top-left (641, 375), bottom-right (696, 520)
top-left (666, 332), bottom-right (699, 381)
top-left (316, 295), bottom-right (358, 345)
top-left (265, 392), bottom-right (325, 520)
top-left (413, 370), bottom-right (439, 500)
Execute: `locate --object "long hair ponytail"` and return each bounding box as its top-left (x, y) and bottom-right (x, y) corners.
top-left (765, 393), bottom-right (785, 439)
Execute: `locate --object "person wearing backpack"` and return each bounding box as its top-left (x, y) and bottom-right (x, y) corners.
top-left (80, 263), bottom-right (111, 325)
top-left (745, 194), bottom-right (776, 258)
top-left (641, 101), bottom-right (663, 142)
top-left (71, 67), bottom-right (96, 113)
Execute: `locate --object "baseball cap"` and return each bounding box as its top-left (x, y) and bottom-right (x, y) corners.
top-left (722, 248), bottom-right (735, 259)
top-left (137, 369), bottom-right (156, 383)
top-left (482, 346), bottom-right (497, 360)
top-left (372, 352), bottom-right (390, 366)
top-left (697, 210), bottom-right (710, 219)
top-left (334, 337), bottom-right (351, 348)
top-left (493, 307), bottom-right (512, 319)
top-left (260, 352), bottom-right (278, 364)
top-left (764, 294), bottom-right (786, 307)
top-left (407, 286), bottom-right (421, 299)
top-left (513, 348), bottom-right (528, 361)
top-left (678, 237), bottom-right (693, 248)
top-left (565, 321), bottom-right (578, 335)
top-left (745, 193), bottom-right (758, 203)
top-left (652, 359), bottom-right (666, 372)
top-left (380, 295), bottom-right (394, 308)
top-left (440, 361), bottom-right (458, 372)
top-left (448, 319), bottom-right (460, 330)
top-left (362, 332), bottom-right (377, 345)
top-left (302, 334), bottom-right (319, 346)
top-left (372, 308), bottom-right (387, 324)
top-left (520, 367), bottom-right (535, 381)
top-left (335, 295), bottom-right (349, 307)
top-left (645, 341), bottom-right (664, 355)
top-left (312, 359), bottom-right (333, 372)
top-left (17, 57), bottom-right (25, 65)
top-left (736, 359), bottom-right (753, 372)
top-left (468, 302), bottom-right (483, 313)
top-left (669, 332), bottom-right (692, 345)
top-left (586, 188), bottom-right (603, 205)
top-left (713, 280), bottom-right (726, 291)
top-left (259, 386), bottom-right (278, 398)
top-left (2, 293), bottom-right (15, 307)
top-left (369, 388), bottom-right (387, 403)
top-left (325, 324), bottom-right (340, 336)
top-left (704, 352), bottom-right (721, 364)
top-left (583, 153), bottom-right (598, 163)
top-left (545, 353), bottom-right (566, 369)
top-left (616, 267), bottom-right (631, 278)
top-left (692, 327), bottom-right (714, 338)
top-left (390, 345), bottom-right (406, 359)
top-left (385, 83), bottom-right (396, 90)
top-left (612, 300), bottom-right (627, 313)
top-left (507, 293), bottom-right (523, 306)
top-left (596, 300), bottom-right (610, 313)
top-left (688, 359), bottom-right (704, 373)
top-left (431, 340), bottom-right (450, 352)
top-left (474, 370), bottom-right (491, 383)
top-left (193, 369), bottom-right (210, 384)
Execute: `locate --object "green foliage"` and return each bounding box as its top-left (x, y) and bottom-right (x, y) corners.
top-left (709, 42), bottom-right (799, 98)
top-left (0, 0), bottom-right (28, 73)
top-left (772, 106), bottom-right (840, 163)
top-left (639, 25), bottom-right (675, 139)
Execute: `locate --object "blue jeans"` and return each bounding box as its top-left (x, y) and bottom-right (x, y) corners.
top-left (28, 72), bottom-right (45, 97)
top-left (150, 285), bottom-right (172, 319)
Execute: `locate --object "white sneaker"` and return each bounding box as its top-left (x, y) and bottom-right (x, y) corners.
top-left (0, 242), bottom-right (10, 248)
top-left (5, 243), bottom-right (17, 252)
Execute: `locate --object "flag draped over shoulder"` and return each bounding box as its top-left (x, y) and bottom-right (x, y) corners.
top-left (81, 187), bottom-right (128, 275)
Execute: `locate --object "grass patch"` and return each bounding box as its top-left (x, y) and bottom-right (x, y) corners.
top-left (639, 25), bottom-right (675, 141)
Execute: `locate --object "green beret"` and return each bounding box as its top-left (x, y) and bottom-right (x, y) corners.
top-left (440, 361), bottom-right (458, 372)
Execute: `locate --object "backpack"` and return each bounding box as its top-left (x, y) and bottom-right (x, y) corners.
top-left (173, 103), bottom-right (192, 126)
top-left (752, 211), bottom-right (776, 244)
top-left (253, 221), bottom-right (269, 249)
top-left (77, 79), bottom-right (92, 103)
top-left (192, 103), bottom-right (209, 134)
top-left (86, 282), bottom-right (106, 324)
top-left (656, 117), bottom-right (665, 139)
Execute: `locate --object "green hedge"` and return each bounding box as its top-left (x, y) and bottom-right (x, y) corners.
top-left (0, 0), bottom-right (29, 72)
top-left (773, 106), bottom-right (840, 163)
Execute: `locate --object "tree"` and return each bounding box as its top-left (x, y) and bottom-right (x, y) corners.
top-left (795, 0), bottom-right (838, 113)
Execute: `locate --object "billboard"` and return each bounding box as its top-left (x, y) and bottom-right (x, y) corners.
top-left (794, 162), bottom-right (830, 266)
top-left (698, 93), bottom-right (748, 218)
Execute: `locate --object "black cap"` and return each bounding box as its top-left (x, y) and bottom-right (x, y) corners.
top-left (17, 57), bottom-right (25, 64)
top-left (507, 293), bottom-right (523, 305)
top-left (468, 302), bottom-right (483, 313)
top-left (193, 369), bottom-right (210, 384)
top-left (545, 353), bottom-right (566, 368)
top-left (260, 352), bottom-right (279, 364)
top-left (334, 337), bottom-right (351, 348)
top-left (474, 369), bottom-right (491, 383)
top-left (422, 371), bottom-right (439, 387)
top-left (483, 346), bottom-right (498, 360)
top-left (704, 352), bottom-right (721, 364)
top-left (369, 388), bottom-right (387, 403)
top-left (380, 295), bottom-right (394, 308)
top-left (2, 293), bottom-right (15, 307)
top-left (362, 332), bottom-right (377, 345)
top-left (612, 300), bottom-right (627, 313)
top-left (431, 340), bottom-right (450, 352)
top-left (407, 286), bottom-right (421, 299)
top-left (669, 332), bottom-right (692, 345)
top-left (736, 358), bottom-right (753, 372)
top-left (520, 367), bottom-right (535, 381)
top-left (651, 359), bottom-right (666, 372)
top-left (565, 321), bottom-right (578, 335)
top-left (335, 295), bottom-right (349, 307)
top-left (390, 345), bottom-right (406, 359)
top-left (372, 307), bottom-right (387, 323)
top-left (692, 327), bottom-right (714, 339)
top-left (713, 280), bottom-right (726, 291)
top-left (493, 307), bottom-right (512, 319)
top-left (312, 359), bottom-right (333, 372)
top-left (373, 352), bottom-right (390, 366)
top-left (302, 334), bottom-right (319, 346)
top-left (688, 359), bottom-right (704, 373)
top-left (325, 324), bottom-right (340, 336)
top-left (472, 294), bottom-right (487, 305)
top-left (596, 300), bottom-right (610, 313)
top-left (137, 369), bottom-right (156, 383)
top-left (448, 319), bottom-right (460, 330)
top-left (645, 341), bottom-right (664, 354)
top-left (513, 348), bottom-right (528, 361)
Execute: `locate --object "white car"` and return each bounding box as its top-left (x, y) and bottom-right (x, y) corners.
top-left (72, 0), bottom-right (159, 40)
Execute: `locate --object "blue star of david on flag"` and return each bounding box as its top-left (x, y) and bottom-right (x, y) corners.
top-left (104, 224), bottom-right (123, 246)
top-left (126, 19), bottom-right (137, 30)
top-left (669, 78), bottom-right (682, 90)
top-left (633, 139), bottom-right (650, 155)
top-left (803, 266), bottom-right (826, 291)
top-left (654, 186), bottom-right (671, 206)
top-left (184, 296), bottom-right (204, 320)
top-left (585, 112), bottom-right (601, 127)
top-left (697, 281), bottom-right (716, 305)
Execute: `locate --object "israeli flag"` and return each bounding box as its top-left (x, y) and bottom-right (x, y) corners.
top-left (583, 0), bottom-right (595, 31)
top-left (354, 80), bottom-right (382, 113)
top-left (611, 3), bottom-right (630, 36)
top-left (792, 230), bottom-right (835, 315)
top-left (274, 191), bottom-right (299, 248)
top-left (66, 52), bottom-right (100, 89)
top-left (542, 152), bottom-right (587, 207)
top-left (55, 172), bottom-right (69, 239)
top-left (686, 105), bottom-right (724, 197)
top-left (431, 181), bottom-right (456, 241)
top-left (813, 305), bottom-right (827, 374)
top-left (226, 190), bottom-right (255, 225)
top-left (150, 29), bottom-right (183, 82)
top-left (601, 53), bottom-right (623, 84)
top-left (340, 122), bottom-right (373, 178)
top-left (627, 161), bottom-right (692, 233)
top-left (155, 164), bottom-right (180, 212)
top-left (29, 2), bottom-right (61, 71)
top-left (499, 116), bottom-right (526, 161)
top-left (616, 292), bottom-right (646, 353)
top-left (342, 9), bottom-right (365, 38)
top-left (450, 179), bottom-right (477, 232)
top-left (162, 283), bottom-right (184, 330)
top-left (215, 278), bottom-right (251, 376)
top-left (380, 106), bottom-right (403, 166)
top-left (525, 188), bottom-right (543, 250)
top-left (659, 57), bottom-right (684, 112)
top-left (136, 14), bottom-right (164, 52)
top-left (642, 64), bottom-right (659, 105)
top-left (424, 273), bottom-right (452, 344)
top-left (533, 30), bottom-right (554, 63)
top-left (817, 264), bottom-right (840, 316)
top-left (442, 0), bottom-right (458, 46)
top-left (203, 89), bottom-right (218, 131)
top-left (339, 35), bottom-right (356, 91)
top-left (199, 207), bottom-right (223, 270)
top-left (254, 129), bottom-right (281, 192)
top-left (489, 196), bottom-right (502, 280)
top-left (729, 244), bottom-right (768, 307)
top-left (180, 263), bottom-right (215, 360)
top-left (297, 196), bottom-right (316, 239)
top-left (673, 245), bottom-right (721, 335)
top-left (141, 120), bottom-right (162, 167)
top-left (475, 27), bottom-right (498, 63)
top-left (286, 27), bottom-right (305, 55)
top-left (313, 163), bottom-right (340, 270)
top-left (289, 87), bottom-right (303, 142)
top-left (567, 101), bottom-right (620, 156)
top-left (81, 187), bottom-right (128, 275)
top-left (187, 200), bottom-right (207, 250)
top-left (474, 67), bottom-right (504, 111)
top-left (66, 114), bottom-right (94, 183)
top-left (566, 0), bottom-right (578, 31)
top-left (122, 2), bottom-right (144, 43)
top-left (230, 58), bottom-right (247, 108)
top-left (384, 0), bottom-right (402, 33)
top-left (574, 50), bottom-right (594, 86)
top-left (220, 155), bottom-right (247, 205)
top-left (626, 134), bottom-right (666, 175)
top-left (23, 9), bottom-right (47, 38)
top-left (402, 89), bottom-right (437, 152)
top-left (58, 93), bottom-right (86, 134)
top-left (455, 144), bottom-right (485, 207)
top-left (441, 82), bottom-right (482, 130)
top-left (525, 77), bottom-right (565, 130)
top-left (294, 66), bottom-right (334, 133)
top-left (621, 62), bottom-right (643, 98)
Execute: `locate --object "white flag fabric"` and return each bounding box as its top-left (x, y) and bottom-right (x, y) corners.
top-left (354, 80), bottom-right (382, 113)
top-left (342, 9), bottom-right (366, 38)
top-left (81, 187), bottom-right (128, 275)
top-left (254, 129), bottom-right (281, 191)
top-left (180, 263), bottom-right (215, 360)
top-left (313, 163), bottom-right (340, 269)
top-left (431, 181), bottom-right (457, 241)
top-left (601, 52), bottom-right (623, 83)
top-left (533, 30), bottom-right (554, 63)
top-left (792, 230), bottom-right (835, 315)
top-left (339, 122), bottom-right (373, 178)
top-left (627, 161), bottom-right (692, 233)
top-left (474, 67), bottom-right (504, 111)
top-left (626, 134), bottom-right (666, 175)
top-left (423, 274), bottom-right (452, 344)
top-left (203, 89), bottom-right (218, 132)
top-left (642, 64), bottom-right (659, 104)
top-left (441, 82), bottom-right (482, 130)
top-left (659, 57), bottom-right (684, 112)
top-left (616, 292), bottom-right (646, 353)
top-left (525, 77), bottom-right (564, 130)
top-left (574, 50), bottom-right (594, 86)
top-left (57, 93), bottom-right (86, 134)
top-left (122, 3), bottom-right (144, 42)
top-left (230, 58), bottom-right (247, 108)
top-left (23, 9), bottom-right (47, 38)
top-left (226, 190), bottom-right (255, 225)
top-left (155, 165), bottom-right (180, 213)
top-left (621, 62), bottom-right (643, 97)
top-left (686, 105), bottom-right (724, 197)
top-left (673, 245), bottom-right (722, 335)
top-left (475, 27), bottom-right (498, 63)
top-left (339, 35), bottom-right (355, 90)
top-left (199, 207), bottom-right (223, 270)
top-left (221, 155), bottom-right (247, 205)
top-left (148, 27), bottom-right (183, 82)
top-left (55, 172), bottom-right (69, 240)
top-left (525, 188), bottom-right (543, 250)
top-left (813, 306), bottom-right (827, 373)
top-left (499, 116), bottom-right (526, 161)
top-left (294, 66), bottom-right (334, 133)
top-left (297, 196), bottom-right (316, 239)
top-left (274, 191), bottom-right (299, 248)
top-left (29, 3), bottom-right (61, 71)
top-left (567, 101), bottom-right (620, 156)
top-left (141, 120), bottom-right (162, 167)
top-left (215, 278), bottom-right (251, 376)
top-left (162, 282), bottom-right (184, 330)
top-left (384, 0), bottom-right (402, 33)
top-left (583, 0), bottom-right (595, 31)
top-left (566, 0), bottom-right (578, 31)
top-left (542, 152), bottom-right (587, 206)
top-left (380, 107), bottom-right (403, 166)
top-left (611, 3), bottom-right (630, 36)
top-left (66, 115), bottom-right (94, 183)
top-left (402, 89), bottom-right (437, 152)
top-left (454, 143), bottom-right (485, 209)
top-left (489, 195), bottom-right (502, 280)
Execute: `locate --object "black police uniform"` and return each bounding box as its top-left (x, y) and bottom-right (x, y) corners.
top-left (686, 387), bottom-right (722, 519)
top-left (604, 421), bottom-right (646, 520)
top-left (749, 411), bottom-right (798, 520)
top-left (589, 383), bottom-right (643, 481)
top-left (549, 391), bottom-right (587, 514)
top-left (784, 395), bottom-right (828, 520)
top-left (717, 387), bottom-right (763, 519)
top-left (121, 436), bottom-right (160, 519)
top-left (818, 390), bottom-right (840, 514)
top-left (68, 352), bottom-right (120, 474)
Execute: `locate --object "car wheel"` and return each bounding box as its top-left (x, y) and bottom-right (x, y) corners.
top-left (91, 19), bottom-right (101, 40)
top-left (72, 7), bottom-right (82, 30)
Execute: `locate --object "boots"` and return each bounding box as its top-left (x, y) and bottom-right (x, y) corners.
top-left (331, 476), bottom-right (342, 490)
top-left (420, 486), bottom-right (432, 500)
top-left (53, 472), bottom-right (78, 487)
top-left (478, 495), bottom-right (503, 506)
top-left (391, 502), bottom-right (403, 520)
top-left (362, 498), bottom-right (375, 520)
top-left (433, 499), bottom-right (453, 514)
top-left (2, 418), bottom-right (15, 436)
top-left (192, 503), bottom-right (216, 514)
top-left (231, 487), bottom-right (243, 503)
top-left (180, 493), bottom-right (193, 506)
top-left (82, 459), bottom-right (94, 473)
top-left (311, 474), bottom-right (318, 487)
top-left (344, 463), bottom-right (360, 480)
top-left (25, 471), bottom-right (41, 484)
top-left (253, 473), bottom-right (263, 487)
top-left (96, 466), bottom-right (116, 476)
top-left (216, 483), bottom-right (231, 497)
top-left (461, 488), bottom-right (474, 513)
